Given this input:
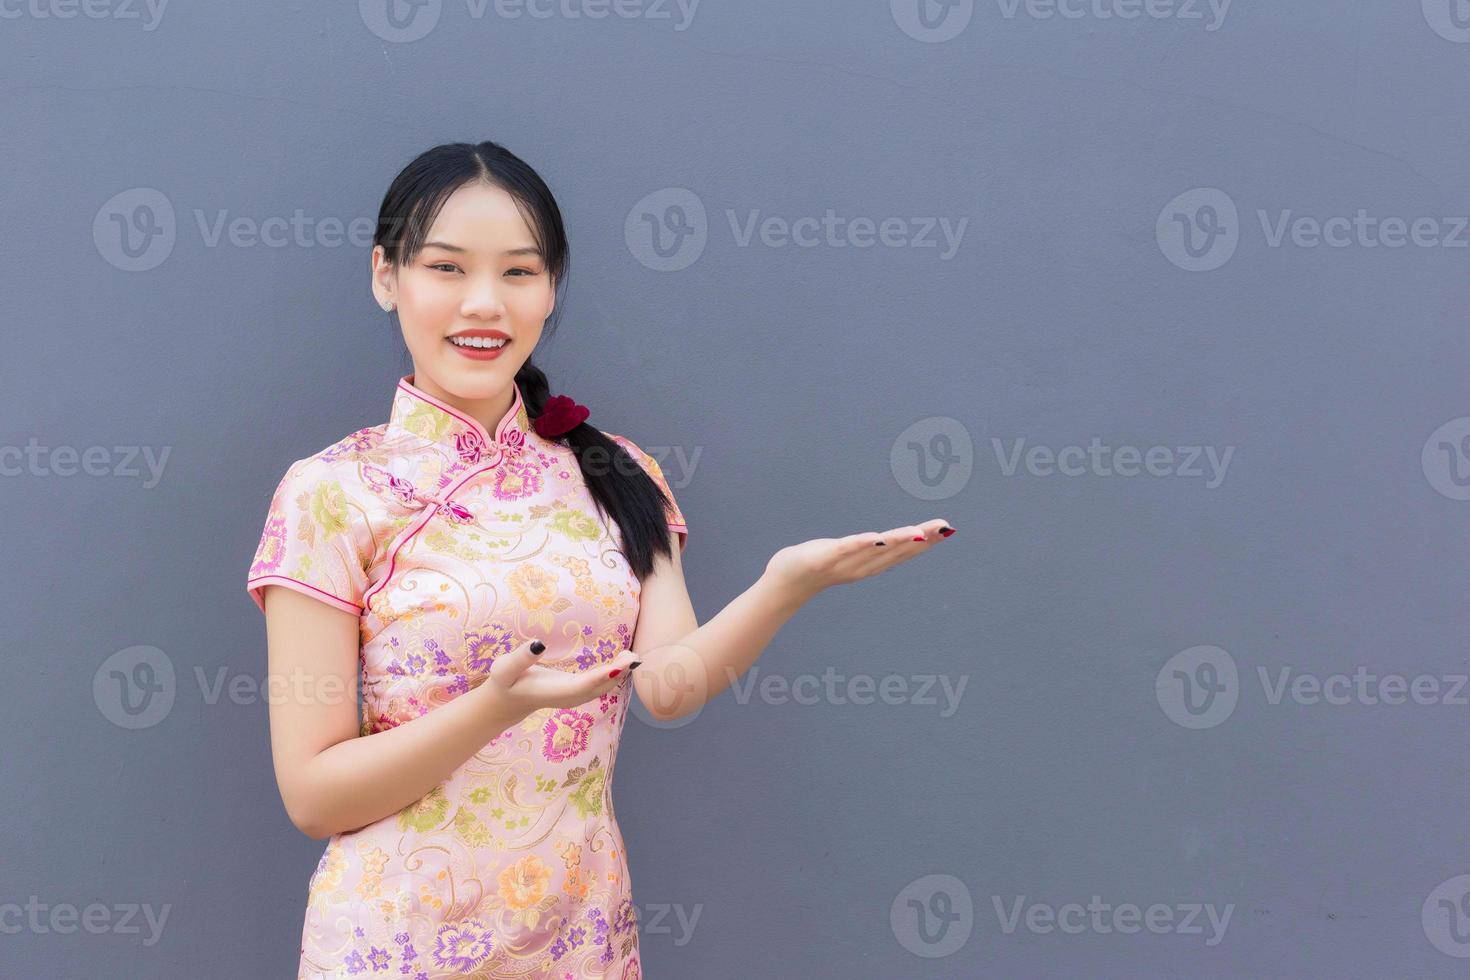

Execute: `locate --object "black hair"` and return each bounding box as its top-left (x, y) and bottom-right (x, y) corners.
top-left (373, 141), bottom-right (678, 580)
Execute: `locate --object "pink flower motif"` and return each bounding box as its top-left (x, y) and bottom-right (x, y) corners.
top-left (541, 709), bottom-right (593, 762)
top-left (386, 474), bottom-right (419, 505)
top-left (501, 426), bottom-right (526, 455)
top-left (248, 513), bottom-right (287, 577)
top-left (455, 428), bottom-right (485, 464)
top-left (440, 500), bottom-right (475, 523)
top-left (361, 464), bottom-right (477, 525)
top-left (492, 460), bottom-right (542, 501)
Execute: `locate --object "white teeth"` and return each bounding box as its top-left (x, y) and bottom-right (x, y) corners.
top-left (450, 336), bottom-right (508, 349)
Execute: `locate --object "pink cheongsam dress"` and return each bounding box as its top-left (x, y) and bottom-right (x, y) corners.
top-left (246, 374), bottom-right (687, 980)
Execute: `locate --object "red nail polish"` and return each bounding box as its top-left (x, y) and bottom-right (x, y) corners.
top-left (609, 669), bottom-right (622, 678)
top-left (939, 527), bottom-right (956, 538)
top-left (912, 534), bottom-right (925, 541)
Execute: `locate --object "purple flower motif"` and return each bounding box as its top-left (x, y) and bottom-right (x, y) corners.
top-left (596, 639), bottom-right (618, 663)
top-left (465, 626), bottom-right (514, 673)
top-left (550, 937), bottom-right (568, 959)
top-left (569, 925), bottom-right (586, 946)
top-left (431, 643), bottom-right (453, 676)
top-left (576, 649), bottom-right (597, 670)
top-left (368, 945), bottom-right (391, 970)
top-left (344, 948), bottom-right (367, 974)
top-left (612, 898), bottom-right (637, 935)
top-left (432, 920), bottom-right (495, 972)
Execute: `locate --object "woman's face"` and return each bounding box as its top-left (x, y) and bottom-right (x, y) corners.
top-left (372, 180), bottom-right (555, 412)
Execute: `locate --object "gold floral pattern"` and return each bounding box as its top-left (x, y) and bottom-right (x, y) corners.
top-left (247, 375), bottom-right (686, 978)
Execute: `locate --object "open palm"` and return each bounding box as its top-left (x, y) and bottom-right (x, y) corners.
top-left (765, 518), bottom-right (955, 598)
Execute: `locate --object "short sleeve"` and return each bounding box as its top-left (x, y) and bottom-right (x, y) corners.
top-left (607, 434), bottom-right (688, 553)
top-left (246, 456), bottom-right (372, 616)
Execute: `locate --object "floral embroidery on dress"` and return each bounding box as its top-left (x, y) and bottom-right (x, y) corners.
top-left (247, 374), bottom-right (685, 979)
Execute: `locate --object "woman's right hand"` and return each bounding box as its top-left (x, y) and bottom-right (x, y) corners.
top-left (475, 639), bottom-right (641, 713)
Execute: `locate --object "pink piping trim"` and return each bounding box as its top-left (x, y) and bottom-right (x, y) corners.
top-left (248, 575), bottom-right (363, 616)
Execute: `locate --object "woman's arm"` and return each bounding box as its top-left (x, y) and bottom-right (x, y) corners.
top-left (630, 518), bottom-right (952, 722)
top-left (263, 585), bottom-right (639, 839)
top-left (263, 585), bottom-right (529, 838)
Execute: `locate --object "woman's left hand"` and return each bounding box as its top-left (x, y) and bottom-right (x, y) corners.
top-left (763, 519), bottom-right (956, 600)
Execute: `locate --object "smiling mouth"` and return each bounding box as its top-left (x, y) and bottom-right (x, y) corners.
top-left (447, 337), bottom-right (510, 350)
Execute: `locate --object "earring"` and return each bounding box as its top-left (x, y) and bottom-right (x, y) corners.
top-left (381, 300), bottom-right (394, 312)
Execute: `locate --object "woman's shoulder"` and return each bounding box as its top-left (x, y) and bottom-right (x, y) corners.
top-left (268, 424), bottom-right (389, 494)
top-left (600, 429), bottom-right (654, 462)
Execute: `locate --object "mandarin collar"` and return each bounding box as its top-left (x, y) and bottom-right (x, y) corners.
top-left (386, 373), bottom-right (532, 464)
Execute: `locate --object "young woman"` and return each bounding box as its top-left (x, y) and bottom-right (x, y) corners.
top-left (246, 140), bottom-right (955, 979)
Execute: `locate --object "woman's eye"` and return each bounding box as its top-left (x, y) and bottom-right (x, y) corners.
top-left (429, 262), bottom-right (459, 273)
top-left (507, 268), bottom-right (537, 277)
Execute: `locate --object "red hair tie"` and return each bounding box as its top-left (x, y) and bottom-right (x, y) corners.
top-left (533, 394), bottom-right (590, 438)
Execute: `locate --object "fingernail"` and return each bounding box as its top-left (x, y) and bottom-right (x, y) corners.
top-left (939, 527), bottom-right (956, 538)
top-left (609, 668), bottom-right (622, 678)
top-left (873, 540), bottom-right (886, 547)
top-left (912, 534), bottom-right (925, 541)
top-left (530, 639), bottom-right (545, 655)
top-left (629, 661), bottom-right (643, 671)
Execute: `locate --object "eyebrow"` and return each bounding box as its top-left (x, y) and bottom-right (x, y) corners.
top-left (422, 241), bottom-right (543, 258)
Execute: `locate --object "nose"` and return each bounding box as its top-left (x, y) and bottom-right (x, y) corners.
top-left (460, 272), bottom-right (507, 318)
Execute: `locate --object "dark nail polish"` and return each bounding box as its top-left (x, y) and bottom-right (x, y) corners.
top-left (939, 527), bottom-right (956, 538)
top-left (530, 639), bottom-right (545, 655)
top-left (874, 540), bottom-right (886, 547)
top-left (629, 661), bottom-right (643, 671)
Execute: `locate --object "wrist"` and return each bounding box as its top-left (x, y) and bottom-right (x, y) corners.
top-left (471, 679), bottom-right (530, 731)
top-left (756, 567), bottom-right (821, 614)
